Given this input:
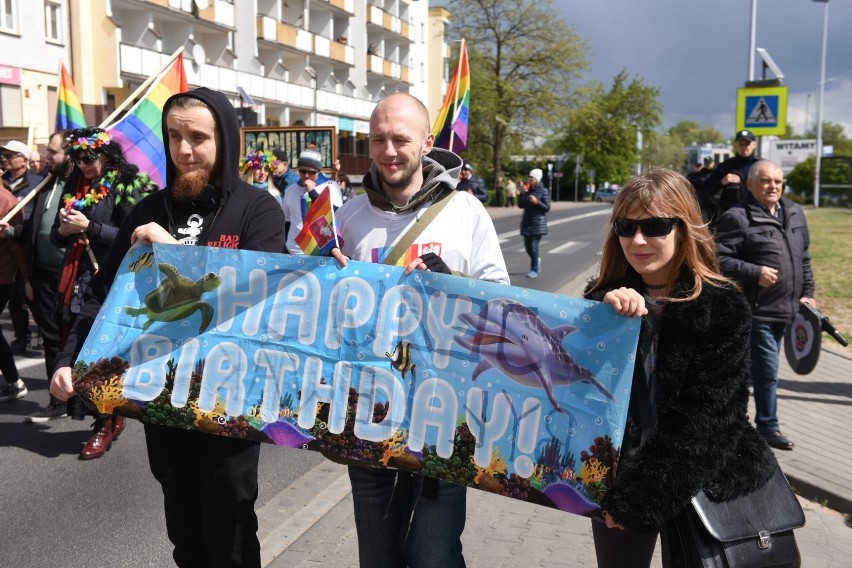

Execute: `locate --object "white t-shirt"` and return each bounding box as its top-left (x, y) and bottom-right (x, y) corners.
top-left (283, 181), bottom-right (344, 254)
top-left (336, 190), bottom-right (509, 284)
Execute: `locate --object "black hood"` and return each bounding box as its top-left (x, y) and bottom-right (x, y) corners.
top-left (161, 87), bottom-right (241, 198)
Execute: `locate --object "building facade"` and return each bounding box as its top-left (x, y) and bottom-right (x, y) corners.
top-left (0, 0), bottom-right (450, 174)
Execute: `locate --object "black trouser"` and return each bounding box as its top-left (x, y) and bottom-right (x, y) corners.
top-left (9, 273), bottom-right (30, 342)
top-left (0, 283), bottom-right (20, 384)
top-left (29, 265), bottom-right (62, 379)
top-left (144, 424), bottom-right (261, 568)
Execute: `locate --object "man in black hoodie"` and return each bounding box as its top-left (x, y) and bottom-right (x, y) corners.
top-left (50, 88), bottom-right (285, 568)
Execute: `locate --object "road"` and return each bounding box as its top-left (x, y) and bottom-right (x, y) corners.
top-left (0, 202), bottom-right (611, 567)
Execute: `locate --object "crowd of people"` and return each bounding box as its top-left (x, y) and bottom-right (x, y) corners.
top-left (1, 91), bottom-right (815, 567)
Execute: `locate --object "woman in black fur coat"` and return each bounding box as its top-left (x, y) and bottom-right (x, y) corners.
top-left (584, 168), bottom-right (777, 567)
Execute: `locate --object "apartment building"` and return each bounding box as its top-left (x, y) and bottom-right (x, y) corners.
top-left (1, 0), bottom-right (451, 173)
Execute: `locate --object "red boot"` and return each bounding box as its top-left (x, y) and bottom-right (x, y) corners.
top-left (112, 415), bottom-right (126, 439)
top-left (79, 418), bottom-right (113, 460)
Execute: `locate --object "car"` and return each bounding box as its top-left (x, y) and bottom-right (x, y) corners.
top-left (594, 189), bottom-right (619, 203)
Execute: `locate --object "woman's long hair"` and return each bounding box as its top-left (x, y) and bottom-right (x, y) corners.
top-left (586, 168), bottom-right (732, 302)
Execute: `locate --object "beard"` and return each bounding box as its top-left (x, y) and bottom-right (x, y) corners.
top-left (378, 160), bottom-right (420, 193)
top-left (172, 170), bottom-right (211, 202)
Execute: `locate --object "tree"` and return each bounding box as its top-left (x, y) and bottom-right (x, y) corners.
top-left (667, 121), bottom-right (724, 146)
top-left (444, 0), bottom-right (589, 197)
top-left (559, 70), bottom-right (662, 186)
top-left (786, 155), bottom-right (852, 201)
top-left (805, 121), bottom-right (852, 155)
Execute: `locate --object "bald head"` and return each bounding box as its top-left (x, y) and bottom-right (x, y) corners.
top-left (371, 93), bottom-right (431, 137)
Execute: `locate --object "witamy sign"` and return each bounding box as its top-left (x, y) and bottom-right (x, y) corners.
top-left (765, 139), bottom-right (817, 174)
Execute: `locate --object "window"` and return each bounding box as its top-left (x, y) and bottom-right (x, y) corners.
top-left (0, 0), bottom-right (17, 33)
top-left (44, 1), bottom-right (62, 42)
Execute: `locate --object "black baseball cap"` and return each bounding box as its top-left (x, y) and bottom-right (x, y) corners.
top-left (735, 129), bottom-right (756, 142)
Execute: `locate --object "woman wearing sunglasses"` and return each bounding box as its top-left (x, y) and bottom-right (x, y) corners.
top-left (50, 127), bottom-right (157, 460)
top-left (583, 168), bottom-right (777, 566)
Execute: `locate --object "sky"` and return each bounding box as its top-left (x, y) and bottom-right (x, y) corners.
top-left (554, 0), bottom-right (852, 139)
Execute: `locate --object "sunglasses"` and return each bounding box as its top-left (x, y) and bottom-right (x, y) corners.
top-left (298, 168), bottom-right (319, 176)
top-left (1, 153), bottom-right (20, 160)
top-left (74, 155), bottom-right (96, 166)
top-left (613, 217), bottom-right (680, 238)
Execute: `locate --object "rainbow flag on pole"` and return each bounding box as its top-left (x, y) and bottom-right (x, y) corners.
top-left (56, 63), bottom-right (86, 131)
top-left (295, 182), bottom-right (344, 256)
top-left (108, 54), bottom-right (189, 188)
top-left (432, 39), bottom-right (470, 154)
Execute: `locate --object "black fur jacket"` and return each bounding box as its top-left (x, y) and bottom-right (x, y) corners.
top-left (585, 273), bottom-right (777, 531)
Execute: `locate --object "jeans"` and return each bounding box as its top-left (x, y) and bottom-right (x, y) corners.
top-left (523, 234), bottom-right (542, 272)
top-left (348, 466), bottom-right (466, 568)
top-left (144, 424), bottom-right (261, 568)
top-left (750, 320), bottom-right (786, 433)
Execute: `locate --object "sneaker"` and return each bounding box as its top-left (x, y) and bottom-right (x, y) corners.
top-left (10, 338), bottom-right (29, 355)
top-left (526, 270), bottom-right (539, 279)
top-left (26, 402), bottom-right (68, 423)
top-left (0, 381), bottom-right (28, 402)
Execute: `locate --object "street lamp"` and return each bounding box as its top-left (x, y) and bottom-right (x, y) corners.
top-left (814, 0), bottom-right (830, 208)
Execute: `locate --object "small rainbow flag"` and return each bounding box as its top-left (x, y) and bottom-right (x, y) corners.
top-left (432, 39), bottom-right (470, 154)
top-left (56, 63), bottom-right (86, 131)
top-left (295, 181), bottom-right (344, 256)
top-left (108, 54), bottom-right (189, 188)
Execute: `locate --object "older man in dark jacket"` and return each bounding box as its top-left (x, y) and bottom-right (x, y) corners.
top-left (456, 162), bottom-right (489, 203)
top-left (715, 159), bottom-right (815, 451)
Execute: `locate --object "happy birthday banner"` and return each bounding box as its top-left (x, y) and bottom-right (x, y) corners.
top-left (75, 244), bottom-right (639, 516)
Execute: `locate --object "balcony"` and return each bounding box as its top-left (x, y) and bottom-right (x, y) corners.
top-left (257, 16), bottom-right (313, 54)
top-left (195, 0), bottom-right (235, 28)
top-left (367, 4), bottom-right (413, 42)
top-left (366, 54), bottom-right (412, 85)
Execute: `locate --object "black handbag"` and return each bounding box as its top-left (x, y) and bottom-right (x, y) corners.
top-left (671, 466), bottom-right (805, 567)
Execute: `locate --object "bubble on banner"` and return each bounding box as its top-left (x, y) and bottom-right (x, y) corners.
top-left (409, 380), bottom-right (415, 388)
top-left (256, 257), bottom-right (266, 266)
top-left (291, 383), bottom-right (297, 390)
top-left (101, 335), bottom-right (110, 343)
top-left (611, 368), bottom-right (619, 375)
top-left (594, 416), bottom-right (604, 425)
top-left (175, 339), bottom-right (182, 346)
top-left (544, 415), bottom-right (553, 424)
top-left (458, 390), bottom-right (466, 397)
top-left (117, 335), bottom-right (124, 342)
top-left (114, 307), bottom-right (123, 314)
top-left (147, 277), bottom-right (154, 285)
top-left (353, 270), bottom-right (361, 276)
top-left (302, 443), bottom-right (309, 449)
top-left (365, 334), bottom-right (373, 342)
top-left (318, 421), bottom-right (327, 429)
top-left (514, 455), bottom-right (534, 478)
top-left (357, 352), bottom-right (365, 360)
top-left (318, 258), bottom-right (327, 267)
top-left (614, 429), bottom-right (622, 439)
top-left (522, 289), bottom-right (529, 297)
top-left (260, 335), bottom-right (267, 342)
top-left (378, 266), bottom-right (386, 273)
top-left (125, 283), bottom-right (134, 292)
top-left (202, 340), bottom-right (209, 347)
top-left (327, 272), bottom-right (337, 280)
top-left (274, 264), bottom-right (280, 270)
top-left (566, 427), bottom-right (576, 437)
top-left (560, 311), bottom-right (568, 319)
top-left (385, 273), bottom-right (392, 279)
top-left (296, 258), bottom-right (306, 267)
top-left (507, 435), bottom-right (514, 444)
top-left (468, 281), bottom-right (476, 288)
top-left (461, 360), bottom-right (470, 368)
top-left (460, 377), bottom-right (466, 384)
top-left (615, 337), bottom-right (621, 343)
top-left (480, 290), bottom-right (486, 296)
top-left (597, 342), bottom-right (606, 351)
top-left (487, 382), bottom-right (493, 388)
top-left (232, 253), bottom-right (239, 261)
top-left (413, 273), bottom-right (422, 283)
top-left (349, 340), bottom-right (358, 347)
top-left (254, 376), bottom-right (261, 383)
top-left (628, 353), bottom-right (635, 362)
top-left (583, 314), bottom-right (591, 322)
top-left (181, 320), bottom-right (190, 327)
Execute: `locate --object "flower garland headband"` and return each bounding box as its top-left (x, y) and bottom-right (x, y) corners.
top-left (239, 150), bottom-right (278, 174)
top-left (69, 130), bottom-right (112, 153)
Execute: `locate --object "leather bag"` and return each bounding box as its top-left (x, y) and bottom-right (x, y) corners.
top-left (672, 466), bottom-right (805, 567)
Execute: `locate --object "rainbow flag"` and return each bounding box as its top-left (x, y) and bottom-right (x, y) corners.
top-left (108, 54), bottom-right (189, 188)
top-left (295, 182), bottom-right (343, 256)
top-left (432, 39), bottom-right (470, 154)
top-left (56, 63), bottom-right (86, 131)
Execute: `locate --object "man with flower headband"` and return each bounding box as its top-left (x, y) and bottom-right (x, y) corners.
top-left (50, 126), bottom-right (157, 459)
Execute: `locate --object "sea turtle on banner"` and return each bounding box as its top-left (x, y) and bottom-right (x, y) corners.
top-left (124, 263), bottom-right (222, 333)
top-left (784, 303), bottom-right (822, 375)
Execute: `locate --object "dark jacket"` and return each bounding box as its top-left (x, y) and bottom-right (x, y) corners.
top-left (456, 173), bottom-right (488, 203)
top-left (2, 169), bottom-right (45, 222)
top-left (715, 193), bottom-right (814, 324)
top-left (584, 275), bottom-right (777, 530)
top-left (518, 182), bottom-right (550, 236)
top-left (55, 87), bottom-right (286, 370)
top-left (19, 173), bottom-right (68, 274)
top-left (700, 154), bottom-right (758, 218)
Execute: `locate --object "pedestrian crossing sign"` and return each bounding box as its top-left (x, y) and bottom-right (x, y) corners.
top-left (736, 86), bottom-right (788, 135)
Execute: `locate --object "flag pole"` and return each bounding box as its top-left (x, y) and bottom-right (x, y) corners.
top-left (447, 39), bottom-right (465, 152)
top-left (1, 47), bottom-right (186, 224)
top-left (101, 46), bottom-right (185, 127)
